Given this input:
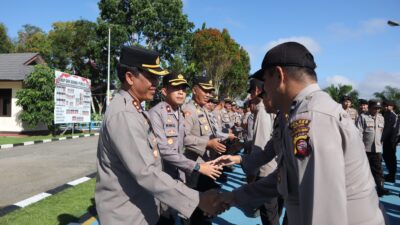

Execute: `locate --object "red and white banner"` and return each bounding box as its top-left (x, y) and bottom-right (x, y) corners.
top-left (54, 71), bottom-right (91, 124)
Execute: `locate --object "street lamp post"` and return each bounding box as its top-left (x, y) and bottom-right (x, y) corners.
top-left (106, 26), bottom-right (111, 106)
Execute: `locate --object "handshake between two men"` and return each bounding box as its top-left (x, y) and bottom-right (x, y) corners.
top-left (197, 155), bottom-right (243, 217)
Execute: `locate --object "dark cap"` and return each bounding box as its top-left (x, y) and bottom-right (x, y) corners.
top-left (252, 42), bottom-right (316, 80)
top-left (119, 46), bottom-right (168, 76)
top-left (193, 76), bottom-right (215, 90)
top-left (162, 72), bottom-right (189, 88)
top-left (368, 99), bottom-right (382, 108)
top-left (224, 97), bottom-right (233, 103)
top-left (383, 100), bottom-right (395, 107)
top-left (359, 99), bottom-right (368, 105)
top-left (247, 78), bottom-right (264, 93)
top-left (340, 95), bottom-right (351, 103)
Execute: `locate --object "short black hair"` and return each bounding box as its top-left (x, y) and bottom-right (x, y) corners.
top-left (117, 64), bottom-right (141, 82)
top-left (264, 66), bottom-right (317, 82)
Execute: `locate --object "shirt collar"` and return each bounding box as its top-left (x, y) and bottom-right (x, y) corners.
top-left (290, 83), bottom-right (320, 114)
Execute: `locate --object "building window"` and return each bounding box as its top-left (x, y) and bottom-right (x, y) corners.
top-left (0, 89), bottom-right (12, 117)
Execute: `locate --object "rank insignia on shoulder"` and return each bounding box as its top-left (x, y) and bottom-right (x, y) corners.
top-left (290, 119), bottom-right (312, 159)
top-left (167, 138), bottom-right (174, 145)
top-left (204, 125), bottom-right (209, 131)
top-left (166, 105), bottom-right (172, 113)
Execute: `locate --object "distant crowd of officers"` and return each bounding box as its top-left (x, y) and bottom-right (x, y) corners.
top-left (95, 43), bottom-right (398, 225)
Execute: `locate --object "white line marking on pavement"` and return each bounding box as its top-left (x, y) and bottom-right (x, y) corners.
top-left (72, 136), bottom-right (79, 139)
top-left (14, 193), bottom-right (51, 208)
top-left (67, 177), bottom-right (90, 186)
top-left (84, 134), bottom-right (90, 137)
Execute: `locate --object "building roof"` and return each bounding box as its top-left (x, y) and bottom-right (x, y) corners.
top-left (0, 53), bottom-right (45, 81)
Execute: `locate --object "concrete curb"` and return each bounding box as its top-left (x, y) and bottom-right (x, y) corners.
top-left (0, 172), bottom-right (97, 217)
top-left (0, 133), bottom-right (99, 150)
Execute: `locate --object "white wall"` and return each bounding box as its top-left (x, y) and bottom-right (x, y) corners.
top-left (0, 81), bottom-right (47, 132)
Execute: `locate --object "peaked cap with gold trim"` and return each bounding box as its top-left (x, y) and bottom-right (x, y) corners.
top-left (119, 46), bottom-right (168, 76)
top-left (163, 72), bottom-right (189, 87)
top-left (193, 76), bottom-right (215, 91)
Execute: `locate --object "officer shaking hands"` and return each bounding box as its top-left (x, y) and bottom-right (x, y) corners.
top-left (95, 46), bottom-right (223, 225)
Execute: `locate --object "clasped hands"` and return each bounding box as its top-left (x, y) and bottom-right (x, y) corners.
top-left (198, 189), bottom-right (236, 217)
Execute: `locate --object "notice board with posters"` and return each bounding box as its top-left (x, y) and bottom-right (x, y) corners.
top-left (54, 71), bottom-right (91, 124)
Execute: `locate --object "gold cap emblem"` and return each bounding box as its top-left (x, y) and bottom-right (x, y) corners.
top-left (156, 56), bottom-right (160, 65)
top-left (178, 74), bottom-right (184, 79)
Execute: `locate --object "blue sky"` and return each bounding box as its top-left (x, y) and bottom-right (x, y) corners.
top-left (1, 0), bottom-right (399, 98)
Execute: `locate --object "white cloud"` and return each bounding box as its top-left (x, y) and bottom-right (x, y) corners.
top-left (358, 71), bottom-right (400, 98)
top-left (265, 36), bottom-right (321, 55)
top-left (328, 18), bottom-right (387, 39)
top-left (325, 75), bottom-right (357, 88)
top-left (223, 17), bottom-right (244, 29)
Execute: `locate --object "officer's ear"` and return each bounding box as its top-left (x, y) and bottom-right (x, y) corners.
top-left (192, 85), bottom-right (198, 95)
top-left (161, 87), bottom-right (168, 97)
top-left (125, 71), bottom-right (135, 85)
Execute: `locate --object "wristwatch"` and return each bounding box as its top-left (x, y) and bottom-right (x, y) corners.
top-left (193, 163), bottom-right (200, 172)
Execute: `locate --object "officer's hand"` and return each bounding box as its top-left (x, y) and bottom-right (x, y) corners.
top-left (199, 189), bottom-right (226, 217)
top-left (207, 138), bottom-right (226, 154)
top-left (212, 155), bottom-right (241, 166)
top-left (199, 162), bottom-right (223, 180)
top-left (228, 133), bottom-right (236, 141)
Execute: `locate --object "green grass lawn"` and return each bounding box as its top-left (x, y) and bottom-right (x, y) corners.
top-left (0, 133), bottom-right (96, 145)
top-left (0, 179), bottom-right (96, 225)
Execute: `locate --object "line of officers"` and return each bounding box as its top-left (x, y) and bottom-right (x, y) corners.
top-left (340, 96), bottom-right (400, 196)
top-left (95, 43), bottom-right (394, 225)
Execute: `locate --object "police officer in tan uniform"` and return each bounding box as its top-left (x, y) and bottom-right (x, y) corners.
top-left (95, 46), bottom-right (221, 225)
top-left (183, 76), bottom-right (226, 225)
top-left (356, 100), bottom-right (389, 196)
top-left (341, 95), bottom-right (358, 122)
top-left (213, 42), bottom-right (386, 225)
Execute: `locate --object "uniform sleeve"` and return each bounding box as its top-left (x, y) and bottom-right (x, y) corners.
top-left (183, 108), bottom-right (208, 156)
top-left (241, 140), bottom-right (276, 176)
top-left (107, 112), bottom-right (199, 218)
top-left (355, 115), bottom-right (365, 138)
top-left (232, 171), bottom-right (279, 211)
top-left (293, 112), bottom-right (348, 225)
top-left (149, 109), bottom-right (196, 174)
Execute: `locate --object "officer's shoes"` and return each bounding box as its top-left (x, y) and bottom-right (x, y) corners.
top-left (384, 174), bottom-right (395, 183)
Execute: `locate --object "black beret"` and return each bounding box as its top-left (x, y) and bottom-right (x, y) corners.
top-left (193, 76), bottom-right (215, 90)
top-left (119, 46), bottom-right (168, 76)
top-left (252, 42), bottom-right (316, 80)
top-left (162, 72), bottom-right (189, 88)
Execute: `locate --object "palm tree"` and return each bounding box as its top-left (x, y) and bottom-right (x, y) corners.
top-left (374, 85), bottom-right (400, 113)
top-left (323, 84), bottom-right (359, 106)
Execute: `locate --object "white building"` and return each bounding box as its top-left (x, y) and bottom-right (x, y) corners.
top-left (0, 53), bottom-right (47, 133)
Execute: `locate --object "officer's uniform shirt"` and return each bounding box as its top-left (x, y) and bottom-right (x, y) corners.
top-left (221, 108), bottom-right (234, 131)
top-left (356, 112), bottom-right (384, 153)
top-left (95, 90), bottom-right (199, 225)
top-left (208, 109), bottom-right (229, 141)
top-left (233, 84), bottom-right (384, 225)
top-left (212, 107), bottom-right (223, 132)
top-left (183, 100), bottom-right (215, 163)
top-left (246, 113), bottom-right (255, 142)
top-left (345, 108), bottom-right (358, 121)
top-left (251, 101), bottom-right (276, 178)
top-left (149, 101), bottom-right (196, 183)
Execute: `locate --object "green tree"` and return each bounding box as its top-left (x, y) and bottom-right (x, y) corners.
top-left (0, 23), bottom-right (14, 53)
top-left (15, 24), bottom-right (50, 59)
top-left (374, 85), bottom-right (400, 113)
top-left (16, 65), bottom-right (56, 134)
top-left (324, 84), bottom-right (359, 107)
top-left (192, 28), bottom-right (250, 97)
top-left (97, 0), bottom-right (194, 65)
